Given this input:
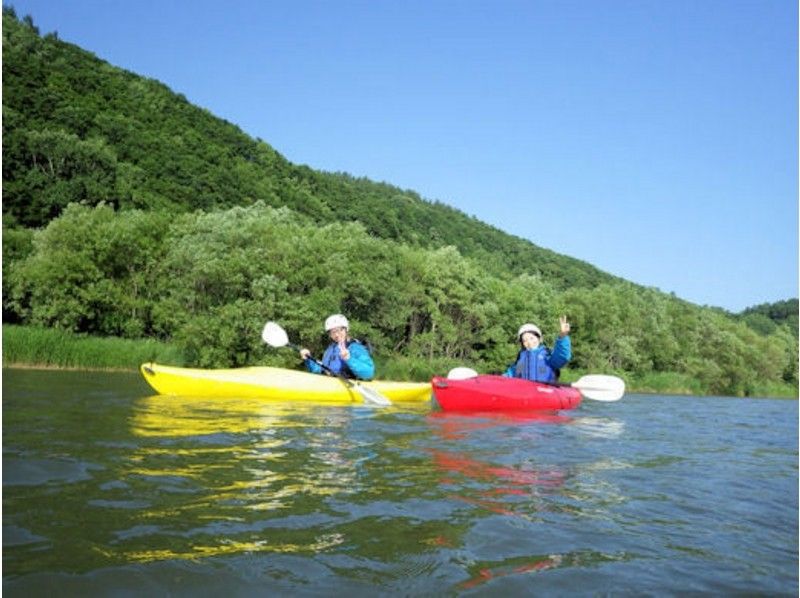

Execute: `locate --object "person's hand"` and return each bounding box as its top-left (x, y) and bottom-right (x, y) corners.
top-left (299, 348), bottom-right (311, 360)
top-left (559, 315), bottom-right (570, 337)
top-left (338, 341), bottom-right (350, 361)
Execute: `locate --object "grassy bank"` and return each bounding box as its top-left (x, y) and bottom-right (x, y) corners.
top-left (2, 325), bottom-right (184, 370)
top-left (745, 380), bottom-right (800, 399)
top-left (4, 325), bottom-right (797, 398)
top-left (626, 371), bottom-right (706, 396)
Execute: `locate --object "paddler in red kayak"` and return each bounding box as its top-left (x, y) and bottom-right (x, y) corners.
top-left (503, 315), bottom-right (571, 383)
top-left (299, 314), bottom-right (375, 380)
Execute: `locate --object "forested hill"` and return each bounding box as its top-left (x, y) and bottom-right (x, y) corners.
top-left (738, 300), bottom-right (799, 337)
top-left (2, 9), bottom-right (615, 290)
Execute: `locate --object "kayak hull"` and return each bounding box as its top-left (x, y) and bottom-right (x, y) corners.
top-left (140, 363), bottom-right (431, 403)
top-left (431, 374), bottom-right (582, 412)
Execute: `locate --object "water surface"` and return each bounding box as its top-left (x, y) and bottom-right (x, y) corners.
top-left (3, 369), bottom-right (797, 595)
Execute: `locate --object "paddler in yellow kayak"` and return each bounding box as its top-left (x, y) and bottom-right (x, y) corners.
top-left (299, 314), bottom-right (375, 381)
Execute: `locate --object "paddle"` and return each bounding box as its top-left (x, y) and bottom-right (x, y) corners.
top-left (262, 321), bottom-right (391, 407)
top-left (445, 367), bottom-right (626, 402)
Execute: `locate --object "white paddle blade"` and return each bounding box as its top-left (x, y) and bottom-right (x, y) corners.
top-left (261, 321), bottom-right (289, 347)
top-left (447, 367), bottom-right (479, 380)
top-left (572, 375), bottom-right (626, 402)
top-left (354, 384), bottom-right (392, 407)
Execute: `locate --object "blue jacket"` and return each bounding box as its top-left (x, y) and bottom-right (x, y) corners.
top-left (503, 336), bottom-right (571, 383)
top-left (304, 340), bottom-right (375, 381)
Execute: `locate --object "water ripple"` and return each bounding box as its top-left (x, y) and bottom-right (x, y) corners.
top-left (2, 373), bottom-right (797, 595)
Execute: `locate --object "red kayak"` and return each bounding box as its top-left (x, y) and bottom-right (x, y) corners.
top-left (431, 375), bottom-right (582, 412)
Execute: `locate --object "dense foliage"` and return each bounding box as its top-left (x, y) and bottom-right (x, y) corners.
top-left (738, 299), bottom-right (799, 338)
top-left (5, 203), bottom-right (797, 395)
top-left (2, 11), bottom-right (797, 396)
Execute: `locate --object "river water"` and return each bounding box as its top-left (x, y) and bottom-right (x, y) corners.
top-left (3, 368), bottom-right (797, 596)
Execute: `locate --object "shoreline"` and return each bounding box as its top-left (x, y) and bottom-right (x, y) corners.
top-left (3, 362), bottom-right (796, 399)
top-left (3, 362), bottom-right (139, 373)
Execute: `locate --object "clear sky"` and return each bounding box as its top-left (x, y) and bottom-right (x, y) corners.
top-left (7, 0), bottom-right (798, 311)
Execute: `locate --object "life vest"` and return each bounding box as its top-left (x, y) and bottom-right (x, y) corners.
top-left (513, 346), bottom-right (560, 383)
top-left (321, 339), bottom-right (371, 379)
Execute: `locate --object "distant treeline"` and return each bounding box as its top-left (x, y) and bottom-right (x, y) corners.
top-left (2, 10), bottom-right (797, 397)
top-left (738, 300), bottom-right (799, 336)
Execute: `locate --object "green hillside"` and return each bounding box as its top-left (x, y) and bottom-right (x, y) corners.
top-left (1, 8), bottom-right (613, 290)
top-left (2, 10), bottom-right (797, 397)
top-left (739, 299), bottom-right (799, 337)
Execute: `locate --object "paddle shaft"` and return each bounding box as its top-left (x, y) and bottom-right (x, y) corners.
top-left (291, 343), bottom-right (359, 388)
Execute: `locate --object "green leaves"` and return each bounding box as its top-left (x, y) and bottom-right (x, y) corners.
top-left (7, 204), bottom-right (169, 336)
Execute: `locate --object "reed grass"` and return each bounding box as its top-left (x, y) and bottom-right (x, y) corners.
top-left (627, 371), bottom-right (706, 396)
top-left (626, 370), bottom-right (797, 398)
top-left (376, 355), bottom-right (475, 382)
top-left (747, 380), bottom-right (799, 399)
top-left (2, 325), bottom-right (184, 370)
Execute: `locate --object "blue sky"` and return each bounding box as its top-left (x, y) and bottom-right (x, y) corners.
top-left (7, 0), bottom-right (798, 311)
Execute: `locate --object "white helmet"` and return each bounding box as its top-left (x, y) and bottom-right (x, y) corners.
top-left (517, 323), bottom-right (542, 339)
top-left (324, 314), bottom-right (349, 332)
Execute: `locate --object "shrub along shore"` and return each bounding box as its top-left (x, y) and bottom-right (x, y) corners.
top-left (3, 325), bottom-right (796, 398)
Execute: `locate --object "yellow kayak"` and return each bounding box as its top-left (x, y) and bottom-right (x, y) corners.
top-left (139, 363), bottom-right (432, 404)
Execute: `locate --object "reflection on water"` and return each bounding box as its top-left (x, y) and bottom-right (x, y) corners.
top-left (459, 553), bottom-right (563, 590)
top-left (426, 410), bottom-right (573, 440)
top-left (431, 448), bottom-right (567, 518)
top-left (431, 450), bottom-right (566, 489)
top-left (569, 416), bottom-right (626, 439)
top-left (457, 550), bottom-right (630, 591)
top-left (4, 370), bottom-right (797, 595)
top-left (118, 396), bottom-right (377, 563)
top-left (423, 411), bottom-right (633, 532)
top-left (120, 398), bottom-right (626, 564)
top-left (113, 533), bottom-right (348, 563)
top-left (131, 394), bottom-right (317, 437)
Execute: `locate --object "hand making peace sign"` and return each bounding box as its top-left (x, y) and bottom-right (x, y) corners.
top-left (559, 315), bottom-right (570, 337)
